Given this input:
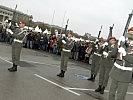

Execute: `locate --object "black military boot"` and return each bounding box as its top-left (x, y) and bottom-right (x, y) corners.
top-left (95, 85), bottom-right (102, 92)
top-left (100, 86), bottom-right (105, 94)
top-left (87, 74), bottom-right (94, 81)
top-left (8, 63), bottom-right (17, 72)
top-left (92, 75), bottom-right (96, 82)
top-left (57, 70), bottom-right (65, 78)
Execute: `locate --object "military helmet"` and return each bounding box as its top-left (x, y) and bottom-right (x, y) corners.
top-left (19, 20), bottom-right (25, 24)
top-left (126, 27), bottom-right (133, 39)
top-left (109, 36), bottom-right (116, 41)
top-left (99, 37), bottom-right (104, 42)
top-left (67, 32), bottom-right (73, 36)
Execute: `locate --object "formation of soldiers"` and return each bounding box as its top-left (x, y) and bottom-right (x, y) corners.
top-left (87, 30), bottom-right (133, 100)
top-left (1, 19), bottom-right (133, 100)
top-left (52, 25), bottom-right (133, 100)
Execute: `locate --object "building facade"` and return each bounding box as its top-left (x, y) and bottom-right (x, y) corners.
top-left (0, 5), bottom-right (32, 27)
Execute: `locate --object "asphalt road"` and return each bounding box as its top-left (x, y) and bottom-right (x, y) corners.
top-left (0, 43), bottom-right (133, 100)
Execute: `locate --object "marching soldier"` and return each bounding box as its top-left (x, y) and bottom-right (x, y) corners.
top-left (108, 27), bottom-right (133, 100)
top-left (7, 20), bottom-right (28, 72)
top-left (95, 36), bottom-right (117, 94)
top-left (87, 38), bottom-right (104, 82)
top-left (57, 32), bottom-right (74, 77)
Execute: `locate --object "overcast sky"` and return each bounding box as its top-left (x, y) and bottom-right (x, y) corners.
top-left (0, 0), bottom-right (133, 38)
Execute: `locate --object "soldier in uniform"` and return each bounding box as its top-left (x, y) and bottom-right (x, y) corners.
top-left (95, 37), bottom-right (117, 94)
top-left (57, 32), bottom-right (74, 77)
top-left (108, 27), bottom-right (133, 100)
top-left (87, 38), bottom-right (104, 82)
top-left (7, 20), bottom-right (28, 72)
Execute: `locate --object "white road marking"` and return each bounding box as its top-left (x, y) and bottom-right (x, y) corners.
top-left (65, 87), bottom-right (133, 95)
top-left (65, 87), bottom-right (95, 91)
top-left (1, 56), bottom-right (133, 96)
top-left (0, 56), bottom-right (80, 96)
top-left (0, 56), bottom-right (12, 64)
top-left (34, 74), bottom-right (81, 96)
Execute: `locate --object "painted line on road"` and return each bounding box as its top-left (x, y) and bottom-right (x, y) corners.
top-left (65, 87), bottom-right (95, 91)
top-left (0, 56), bottom-right (12, 64)
top-left (65, 87), bottom-right (133, 95)
top-left (34, 74), bottom-right (81, 96)
top-left (1, 56), bottom-right (133, 95)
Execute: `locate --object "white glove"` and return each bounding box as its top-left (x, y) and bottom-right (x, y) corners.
top-left (62, 34), bottom-right (66, 37)
top-left (23, 30), bottom-right (28, 35)
top-left (9, 22), bottom-right (11, 27)
top-left (95, 44), bottom-right (98, 48)
top-left (62, 40), bottom-right (66, 44)
top-left (104, 42), bottom-right (108, 46)
top-left (5, 20), bottom-right (8, 23)
top-left (118, 47), bottom-right (126, 56)
top-left (103, 51), bottom-right (108, 57)
top-left (119, 36), bottom-right (125, 42)
top-left (6, 29), bottom-right (13, 34)
top-left (95, 39), bottom-right (99, 42)
top-left (6, 22), bottom-right (12, 28)
top-left (94, 39), bottom-right (99, 44)
top-left (118, 36), bottom-right (125, 46)
top-left (103, 42), bottom-right (108, 47)
top-left (129, 41), bottom-right (133, 46)
top-left (15, 23), bottom-right (19, 27)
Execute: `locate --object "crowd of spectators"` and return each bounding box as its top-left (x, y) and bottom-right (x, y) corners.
top-left (0, 27), bottom-right (94, 64)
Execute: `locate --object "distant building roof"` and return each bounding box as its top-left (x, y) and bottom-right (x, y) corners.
top-left (0, 5), bottom-right (29, 17)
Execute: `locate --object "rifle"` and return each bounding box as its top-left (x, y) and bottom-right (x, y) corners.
top-left (123, 10), bottom-right (133, 36)
top-left (97, 25), bottom-right (102, 39)
top-left (119, 10), bottom-right (133, 47)
top-left (10, 4), bottom-right (18, 30)
top-left (93, 25), bottom-right (103, 52)
top-left (64, 19), bottom-right (69, 36)
top-left (95, 25), bottom-right (102, 44)
top-left (107, 24), bottom-right (114, 41)
top-left (103, 24), bottom-right (115, 57)
top-left (117, 10), bottom-right (133, 60)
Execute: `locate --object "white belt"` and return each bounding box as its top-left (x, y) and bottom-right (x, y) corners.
top-left (114, 62), bottom-right (133, 71)
top-left (63, 48), bottom-right (71, 52)
top-left (94, 52), bottom-right (102, 56)
top-left (14, 39), bottom-right (23, 43)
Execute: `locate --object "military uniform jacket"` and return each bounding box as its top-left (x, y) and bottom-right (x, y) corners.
top-left (110, 49), bottom-right (133, 83)
top-left (94, 44), bottom-right (103, 54)
top-left (102, 44), bottom-right (118, 68)
top-left (92, 44), bottom-right (104, 58)
top-left (62, 37), bottom-right (74, 57)
top-left (12, 28), bottom-right (27, 48)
